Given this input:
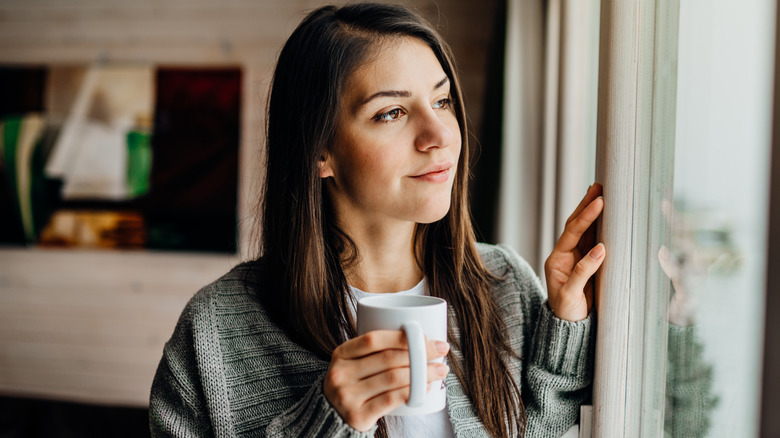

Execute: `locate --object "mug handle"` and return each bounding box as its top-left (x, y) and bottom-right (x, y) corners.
top-left (401, 321), bottom-right (426, 408)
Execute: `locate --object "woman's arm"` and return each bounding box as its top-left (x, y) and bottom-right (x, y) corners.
top-left (150, 337), bottom-right (378, 438)
top-left (265, 374), bottom-right (378, 438)
top-left (524, 304), bottom-right (594, 437)
top-left (148, 284), bottom-right (380, 438)
top-left (488, 244), bottom-right (595, 437)
top-left (150, 356), bottom-right (214, 436)
top-left (487, 184), bottom-right (603, 436)
top-left (149, 302), bottom-right (215, 437)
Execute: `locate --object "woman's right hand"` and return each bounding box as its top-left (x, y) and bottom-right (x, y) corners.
top-left (323, 330), bottom-right (450, 431)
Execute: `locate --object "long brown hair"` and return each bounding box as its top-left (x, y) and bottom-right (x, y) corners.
top-left (259, 4), bottom-right (524, 437)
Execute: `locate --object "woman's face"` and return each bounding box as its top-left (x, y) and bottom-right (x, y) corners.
top-left (321, 37), bottom-right (462, 229)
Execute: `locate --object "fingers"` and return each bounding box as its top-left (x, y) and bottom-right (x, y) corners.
top-left (551, 243), bottom-right (605, 321)
top-left (357, 362), bottom-right (447, 427)
top-left (658, 246), bottom-right (686, 296)
top-left (353, 387), bottom-right (409, 428)
top-left (547, 183), bottom-right (606, 322)
top-left (326, 331), bottom-right (449, 423)
top-left (333, 330), bottom-right (406, 360)
top-left (351, 362), bottom-right (449, 401)
top-left (562, 243), bottom-right (606, 298)
top-left (657, 246), bottom-right (679, 281)
top-left (335, 339), bottom-right (449, 381)
top-left (325, 350), bottom-right (449, 431)
top-left (555, 195), bottom-right (604, 253)
top-left (335, 331), bottom-right (450, 361)
top-left (566, 183), bottom-right (603, 226)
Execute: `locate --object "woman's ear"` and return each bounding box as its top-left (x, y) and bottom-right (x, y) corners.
top-left (319, 153), bottom-right (335, 179)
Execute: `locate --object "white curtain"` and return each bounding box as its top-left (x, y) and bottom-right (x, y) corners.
top-left (497, 0), bottom-right (545, 273)
top-left (497, 0), bottom-right (599, 279)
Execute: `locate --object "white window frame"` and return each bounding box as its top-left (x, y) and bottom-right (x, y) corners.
top-left (591, 0), bottom-right (680, 435)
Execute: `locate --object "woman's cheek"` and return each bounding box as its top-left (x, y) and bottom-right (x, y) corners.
top-left (361, 151), bottom-right (396, 181)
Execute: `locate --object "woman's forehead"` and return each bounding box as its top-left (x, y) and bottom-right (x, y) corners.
top-left (343, 37), bottom-right (448, 109)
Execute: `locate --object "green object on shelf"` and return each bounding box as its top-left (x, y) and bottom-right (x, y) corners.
top-left (1, 117), bottom-right (25, 243)
top-left (126, 115), bottom-right (152, 198)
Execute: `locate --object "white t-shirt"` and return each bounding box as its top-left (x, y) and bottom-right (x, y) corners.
top-left (349, 279), bottom-right (456, 438)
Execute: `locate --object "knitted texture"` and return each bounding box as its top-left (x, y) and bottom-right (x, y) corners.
top-left (149, 243), bottom-right (594, 437)
top-left (664, 325), bottom-right (718, 438)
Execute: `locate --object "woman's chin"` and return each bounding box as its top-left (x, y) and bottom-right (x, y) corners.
top-left (414, 200), bottom-right (453, 224)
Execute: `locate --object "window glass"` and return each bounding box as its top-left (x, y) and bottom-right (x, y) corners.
top-left (665, 0), bottom-right (774, 435)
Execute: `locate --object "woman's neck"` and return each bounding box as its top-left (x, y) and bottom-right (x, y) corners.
top-left (342, 221), bottom-right (423, 293)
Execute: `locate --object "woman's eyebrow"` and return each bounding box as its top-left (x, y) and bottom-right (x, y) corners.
top-left (359, 76), bottom-right (450, 107)
top-left (433, 76), bottom-right (449, 90)
top-left (361, 89), bottom-right (411, 106)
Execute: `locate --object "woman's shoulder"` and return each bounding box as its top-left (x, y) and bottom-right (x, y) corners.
top-left (475, 242), bottom-right (546, 307)
top-left (186, 259), bottom-right (257, 300)
top-left (167, 258), bottom-right (306, 362)
top-left (158, 261), bottom-right (264, 377)
top-left (475, 242), bottom-right (539, 282)
top-left (175, 260), bottom-right (269, 330)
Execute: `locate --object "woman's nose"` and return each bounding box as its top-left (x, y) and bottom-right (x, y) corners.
top-left (414, 109), bottom-right (454, 151)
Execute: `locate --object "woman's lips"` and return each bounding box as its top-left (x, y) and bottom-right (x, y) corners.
top-left (411, 167), bottom-right (451, 183)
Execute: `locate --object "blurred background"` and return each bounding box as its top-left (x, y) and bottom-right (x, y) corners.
top-left (0, 0), bottom-right (779, 437)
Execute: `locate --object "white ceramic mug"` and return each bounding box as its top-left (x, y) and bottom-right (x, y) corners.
top-left (356, 295), bottom-right (447, 416)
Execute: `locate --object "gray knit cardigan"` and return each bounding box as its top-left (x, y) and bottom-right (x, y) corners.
top-left (149, 243), bottom-right (594, 437)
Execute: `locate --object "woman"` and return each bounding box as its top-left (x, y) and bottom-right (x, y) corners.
top-left (150, 3), bottom-right (605, 437)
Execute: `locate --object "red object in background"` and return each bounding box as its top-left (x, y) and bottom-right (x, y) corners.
top-left (145, 68), bottom-right (241, 253)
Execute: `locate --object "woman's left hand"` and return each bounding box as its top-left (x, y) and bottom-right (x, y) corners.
top-left (544, 183), bottom-right (606, 322)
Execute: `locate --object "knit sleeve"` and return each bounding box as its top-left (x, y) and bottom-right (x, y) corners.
top-left (265, 374), bottom-right (378, 438)
top-left (150, 269), bottom-right (381, 438)
top-left (664, 324), bottom-right (718, 438)
top-left (483, 244), bottom-right (594, 438)
top-left (524, 304), bottom-right (594, 437)
top-left (150, 359), bottom-right (214, 437)
top-left (150, 313), bottom-right (377, 438)
top-left (149, 301), bottom-right (215, 437)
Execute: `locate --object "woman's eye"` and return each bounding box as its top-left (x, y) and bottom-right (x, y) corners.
top-left (375, 108), bottom-right (404, 122)
top-left (433, 97), bottom-right (451, 109)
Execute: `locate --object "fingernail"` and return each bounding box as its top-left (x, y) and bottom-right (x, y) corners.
top-left (589, 243), bottom-right (605, 260)
top-left (437, 364), bottom-right (450, 377)
top-left (435, 341), bottom-right (450, 354)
